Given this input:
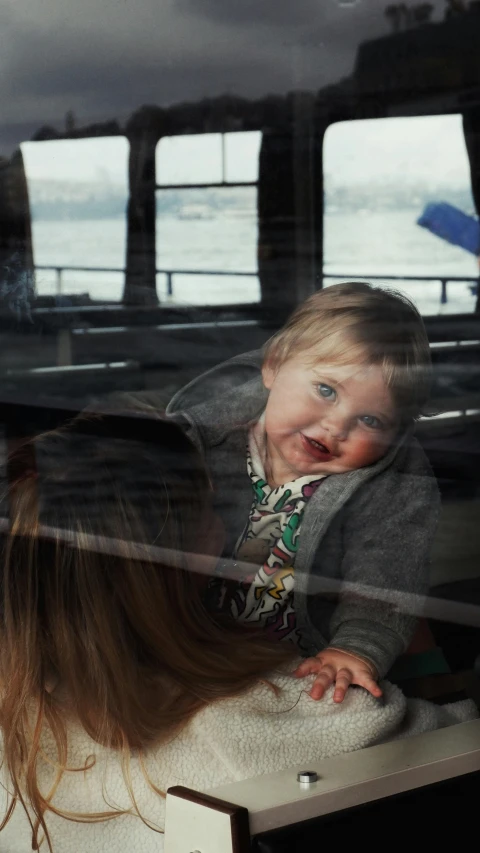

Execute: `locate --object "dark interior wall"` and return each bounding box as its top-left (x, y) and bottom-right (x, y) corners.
top-left (257, 96), bottom-right (326, 314)
top-left (463, 108), bottom-right (480, 313)
top-left (0, 150), bottom-right (34, 321)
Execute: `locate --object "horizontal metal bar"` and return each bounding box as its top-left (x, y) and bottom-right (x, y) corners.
top-left (72, 319), bottom-right (260, 335)
top-left (324, 273), bottom-right (480, 283)
top-left (430, 340), bottom-right (480, 348)
top-left (6, 361), bottom-right (137, 376)
top-left (155, 181), bottom-right (257, 190)
top-left (35, 265), bottom-right (125, 274)
top-left (34, 266), bottom-right (479, 284)
top-left (157, 269), bottom-right (257, 277)
top-left (35, 265), bottom-right (257, 278)
top-left (33, 304), bottom-right (121, 315)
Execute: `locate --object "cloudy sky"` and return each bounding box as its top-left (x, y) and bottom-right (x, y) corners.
top-left (1, 0), bottom-right (447, 154)
top-left (324, 114), bottom-right (471, 188)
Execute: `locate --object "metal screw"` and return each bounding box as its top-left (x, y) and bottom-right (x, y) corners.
top-left (297, 770), bottom-right (318, 784)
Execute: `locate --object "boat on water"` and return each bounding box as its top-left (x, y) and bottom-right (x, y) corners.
top-left (177, 207), bottom-right (215, 221)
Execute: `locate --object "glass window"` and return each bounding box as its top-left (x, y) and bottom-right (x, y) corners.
top-left (323, 115), bottom-right (478, 316)
top-left (155, 132), bottom-right (261, 305)
top-left (21, 137), bottom-right (129, 302)
top-left (2, 2), bottom-right (480, 841)
top-left (156, 134), bottom-right (223, 186)
top-left (224, 131), bottom-right (262, 184)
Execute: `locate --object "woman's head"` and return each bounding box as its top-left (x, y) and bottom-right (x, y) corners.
top-left (0, 410), bottom-right (291, 848)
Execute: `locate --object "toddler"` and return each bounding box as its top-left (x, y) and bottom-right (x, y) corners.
top-left (167, 282), bottom-right (440, 702)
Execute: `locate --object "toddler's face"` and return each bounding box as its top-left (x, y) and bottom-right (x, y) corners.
top-left (262, 354), bottom-right (399, 485)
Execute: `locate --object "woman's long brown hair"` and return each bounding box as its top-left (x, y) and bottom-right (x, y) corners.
top-left (0, 412), bottom-right (294, 850)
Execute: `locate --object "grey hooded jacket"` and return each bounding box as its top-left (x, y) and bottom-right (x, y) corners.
top-left (166, 350), bottom-right (441, 678)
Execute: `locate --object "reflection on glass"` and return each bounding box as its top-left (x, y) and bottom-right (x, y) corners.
top-left (21, 137), bottom-right (129, 302)
top-left (323, 115), bottom-right (478, 316)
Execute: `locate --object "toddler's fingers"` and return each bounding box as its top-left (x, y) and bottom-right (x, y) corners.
top-left (357, 674), bottom-right (383, 698)
top-left (332, 670), bottom-right (353, 704)
top-left (293, 658), bottom-right (318, 677)
top-left (309, 666), bottom-right (335, 701)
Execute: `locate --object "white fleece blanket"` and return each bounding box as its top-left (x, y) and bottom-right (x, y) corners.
top-left (0, 673), bottom-right (476, 853)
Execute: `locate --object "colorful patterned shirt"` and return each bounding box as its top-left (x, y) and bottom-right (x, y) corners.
top-left (228, 416), bottom-right (326, 644)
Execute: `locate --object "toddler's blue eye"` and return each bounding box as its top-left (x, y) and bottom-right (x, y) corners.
top-left (360, 415), bottom-right (382, 429)
top-left (318, 384), bottom-right (335, 399)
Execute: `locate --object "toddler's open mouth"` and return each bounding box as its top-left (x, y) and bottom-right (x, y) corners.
top-left (301, 434), bottom-right (333, 461)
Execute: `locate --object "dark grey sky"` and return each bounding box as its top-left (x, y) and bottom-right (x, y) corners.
top-left (0, 0), bottom-right (445, 154)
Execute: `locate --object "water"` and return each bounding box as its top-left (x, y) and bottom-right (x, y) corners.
top-left (324, 210), bottom-right (478, 315)
top-left (156, 207), bottom-right (259, 305)
top-left (33, 218), bottom-right (129, 303)
top-left (31, 208), bottom-right (478, 315)
top-left (32, 211), bottom-right (260, 306)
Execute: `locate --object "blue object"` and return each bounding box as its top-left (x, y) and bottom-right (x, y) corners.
top-left (417, 202), bottom-right (480, 256)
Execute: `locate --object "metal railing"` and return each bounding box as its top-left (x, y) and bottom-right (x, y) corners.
top-left (35, 264), bottom-right (125, 297)
top-left (35, 264), bottom-right (257, 299)
top-left (323, 272), bottom-right (479, 305)
top-left (35, 264), bottom-right (479, 306)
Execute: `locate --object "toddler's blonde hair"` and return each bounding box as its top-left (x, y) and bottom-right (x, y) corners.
top-left (263, 282), bottom-right (432, 422)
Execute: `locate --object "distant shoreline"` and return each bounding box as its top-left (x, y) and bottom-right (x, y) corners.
top-left (31, 205), bottom-right (477, 223)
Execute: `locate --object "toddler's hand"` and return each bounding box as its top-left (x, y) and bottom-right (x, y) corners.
top-left (293, 648), bottom-right (382, 703)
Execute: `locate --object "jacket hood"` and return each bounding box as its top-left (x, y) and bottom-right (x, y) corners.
top-left (167, 350), bottom-right (268, 444)
top-left (168, 350), bottom-right (264, 414)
